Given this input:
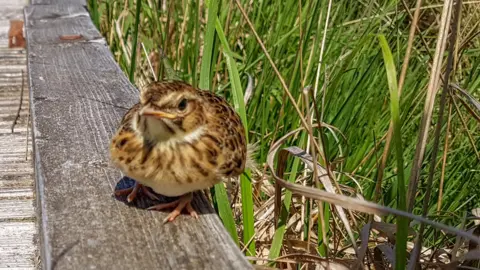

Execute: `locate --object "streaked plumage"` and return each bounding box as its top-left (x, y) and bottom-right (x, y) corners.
top-left (110, 80), bottom-right (247, 222)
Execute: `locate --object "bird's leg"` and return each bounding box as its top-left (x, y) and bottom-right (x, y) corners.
top-left (141, 186), bottom-right (160, 201)
top-left (114, 182), bottom-right (159, 202)
top-left (114, 181), bottom-right (141, 202)
top-left (147, 192), bottom-right (199, 223)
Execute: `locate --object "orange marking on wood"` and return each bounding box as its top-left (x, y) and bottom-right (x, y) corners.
top-left (59, 34), bottom-right (83, 40)
top-left (8, 20), bottom-right (25, 48)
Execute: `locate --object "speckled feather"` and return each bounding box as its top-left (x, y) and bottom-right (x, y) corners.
top-left (110, 81), bottom-right (247, 197)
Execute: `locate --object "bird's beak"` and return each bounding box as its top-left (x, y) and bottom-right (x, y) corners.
top-left (141, 109), bottom-right (177, 120)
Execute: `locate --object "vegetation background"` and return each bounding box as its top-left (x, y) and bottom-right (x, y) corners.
top-left (88, 0), bottom-right (480, 268)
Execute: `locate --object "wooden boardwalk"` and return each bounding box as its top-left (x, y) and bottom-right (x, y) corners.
top-left (0, 0), bottom-right (37, 269)
top-left (24, 1), bottom-right (251, 269)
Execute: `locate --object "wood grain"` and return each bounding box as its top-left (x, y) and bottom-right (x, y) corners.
top-left (30, 0), bottom-right (86, 6)
top-left (25, 3), bottom-right (251, 270)
top-left (0, 222), bottom-right (37, 268)
top-left (0, 21), bottom-right (36, 267)
top-left (0, 0), bottom-right (27, 47)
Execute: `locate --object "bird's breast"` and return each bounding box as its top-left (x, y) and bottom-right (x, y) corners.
top-left (110, 132), bottom-right (223, 196)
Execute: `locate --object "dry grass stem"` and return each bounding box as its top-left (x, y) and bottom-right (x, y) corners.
top-left (267, 145), bottom-right (480, 246)
top-left (451, 96), bottom-right (480, 160)
top-left (407, 0), bottom-right (454, 213)
top-left (233, 0), bottom-right (325, 159)
top-left (437, 101), bottom-right (452, 212)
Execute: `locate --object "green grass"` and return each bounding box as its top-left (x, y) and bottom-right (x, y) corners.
top-left (128, 0), bottom-right (141, 82)
top-left (214, 18), bottom-right (255, 256)
top-left (378, 34), bottom-right (407, 270)
top-left (89, 0), bottom-right (480, 267)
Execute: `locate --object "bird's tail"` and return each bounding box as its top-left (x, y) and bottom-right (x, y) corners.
top-left (224, 142), bottom-right (259, 202)
top-left (245, 142), bottom-right (259, 172)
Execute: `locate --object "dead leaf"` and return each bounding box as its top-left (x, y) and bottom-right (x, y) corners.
top-left (374, 244), bottom-right (394, 269)
top-left (451, 84), bottom-right (480, 113)
top-left (472, 208), bottom-right (480, 226)
top-left (266, 141), bottom-right (480, 246)
top-left (462, 249), bottom-right (480, 261)
top-left (357, 223), bottom-right (371, 263)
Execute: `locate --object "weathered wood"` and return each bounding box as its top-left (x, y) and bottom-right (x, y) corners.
top-left (25, 3), bottom-right (252, 270)
top-left (0, 2), bottom-right (36, 267)
top-left (30, 0), bottom-right (86, 6)
top-left (0, 0), bottom-right (27, 47)
top-left (0, 222), bottom-right (37, 269)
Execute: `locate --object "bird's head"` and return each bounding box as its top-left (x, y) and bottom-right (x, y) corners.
top-left (135, 81), bottom-right (206, 143)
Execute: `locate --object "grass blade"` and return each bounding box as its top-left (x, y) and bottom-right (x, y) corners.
top-left (215, 18), bottom-right (255, 256)
top-left (129, 0), bottom-right (142, 83)
top-left (406, 0), bottom-right (453, 212)
top-left (317, 203), bottom-right (330, 256)
top-left (269, 159), bottom-right (301, 260)
top-left (212, 183), bottom-right (239, 246)
top-left (268, 134), bottom-right (305, 262)
top-left (198, 0), bottom-right (240, 247)
top-left (378, 34), bottom-right (407, 270)
top-left (89, 0), bottom-right (100, 29)
top-left (198, 0), bottom-right (219, 90)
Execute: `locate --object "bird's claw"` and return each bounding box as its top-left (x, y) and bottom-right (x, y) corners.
top-left (115, 182), bottom-right (159, 202)
top-left (147, 193), bottom-right (198, 223)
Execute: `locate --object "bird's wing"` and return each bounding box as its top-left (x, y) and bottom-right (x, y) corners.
top-left (198, 90), bottom-right (247, 178)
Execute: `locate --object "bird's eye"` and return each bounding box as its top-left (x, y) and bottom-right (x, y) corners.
top-left (177, 99), bottom-right (188, 111)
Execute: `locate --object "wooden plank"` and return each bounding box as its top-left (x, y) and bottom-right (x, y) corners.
top-left (25, 3), bottom-right (252, 270)
top-left (30, 0), bottom-right (86, 6)
top-left (0, 200), bottom-right (35, 220)
top-left (0, 222), bottom-right (37, 269)
top-left (0, 6), bottom-right (36, 266)
top-left (0, 0), bottom-right (27, 47)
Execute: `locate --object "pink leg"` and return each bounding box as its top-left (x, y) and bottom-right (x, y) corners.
top-left (142, 186), bottom-right (160, 201)
top-left (147, 193), bottom-right (199, 223)
top-left (114, 182), bottom-right (141, 202)
top-left (114, 182), bottom-right (159, 202)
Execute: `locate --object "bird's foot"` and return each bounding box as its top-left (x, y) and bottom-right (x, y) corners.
top-left (114, 182), bottom-right (159, 202)
top-left (147, 193), bottom-right (198, 223)
top-left (114, 181), bottom-right (141, 202)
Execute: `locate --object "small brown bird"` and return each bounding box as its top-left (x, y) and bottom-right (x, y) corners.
top-left (110, 80), bottom-right (248, 222)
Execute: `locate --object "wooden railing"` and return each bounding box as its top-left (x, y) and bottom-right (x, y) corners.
top-left (25, 0), bottom-right (251, 268)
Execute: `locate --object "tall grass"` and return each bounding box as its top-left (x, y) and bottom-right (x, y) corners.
top-left (378, 34), bottom-right (408, 270)
top-left (90, 0), bottom-right (480, 267)
top-left (128, 0), bottom-right (141, 82)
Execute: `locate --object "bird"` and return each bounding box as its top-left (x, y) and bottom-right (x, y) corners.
top-left (110, 80), bottom-right (249, 222)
